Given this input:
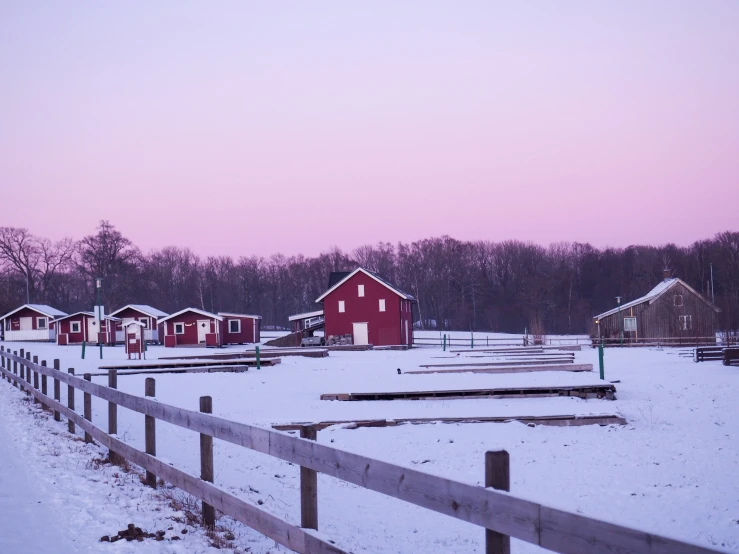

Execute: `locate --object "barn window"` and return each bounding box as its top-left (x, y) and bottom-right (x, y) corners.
top-left (70, 321), bottom-right (81, 334)
top-left (679, 315), bottom-right (692, 331)
top-left (379, 299), bottom-right (386, 312)
top-left (674, 295), bottom-right (683, 307)
top-left (229, 319), bottom-right (241, 333)
top-left (358, 285), bottom-right (365, 297)
top-left (338, 301), bottom-right (345, 313)
top-left (37, 317), bottom-right (47, 329)
top-left (174, 323), bottom-right (185, 335)
top-left (623, 317), bottom-right (637, 332)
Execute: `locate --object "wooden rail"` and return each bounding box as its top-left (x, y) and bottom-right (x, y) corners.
top-left (0, 346), bottom-right (721, 554)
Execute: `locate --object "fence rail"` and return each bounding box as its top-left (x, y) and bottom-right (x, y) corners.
top-left (414, 335), bottom-right (735, 348)
top-left (0, 346), bottom-right (721, 554)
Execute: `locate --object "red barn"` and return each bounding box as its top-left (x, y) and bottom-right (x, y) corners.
top-left (316, 268), bottom-right (415, 347)
top-left (110, 304), bottom-right (169, 344)
top-left (218, 313), bottom-right (262, 345)
top-left (0, 304), bottom-right (67, 342)
top-left (53, 312), bottom-right (121, 345)
top-left (158, 308), bottom-right (224, 348)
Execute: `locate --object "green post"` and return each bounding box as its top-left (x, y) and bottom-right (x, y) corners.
top-left (598, 341), bottom-right (605, 380)
top-left (256, 345), bottom-right (261, 370)
top-left (99, 342), bottom-right (103, 360)
top-left (443, 334), bottom-right (446, 351)
top-left (471, 333), bottom-right (474, 349)
top-left (81, 341), bottom-right (86, 359)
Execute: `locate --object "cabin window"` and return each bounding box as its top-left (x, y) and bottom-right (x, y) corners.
top-left (139, 318), bottom-right (149, 329)
top-left (37, 317), bottom-right (47, 329)
top-left (70, 321), bottom-right (81, 334)
top-left (679, 315), bottom-right (692, 331)
top-left (338, 301), bottom-right (345, 313)
top-left (174, 323), bottom-right (185, 335)
top-left (358, 284), bottom-right (365, 297)
top-left (674, 295), bottom-right (683, 307)
top-left (379, 299), bottom-right (386, 312)
top-left (623, 317), bottom-right (637, 332)
top-left (228, 319), bottom-right (241, 333)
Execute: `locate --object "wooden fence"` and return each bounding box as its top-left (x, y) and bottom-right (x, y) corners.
top-left (414, 335), bottom-right (733, 348)
top-left (0, 346), bottom-right (721, 554)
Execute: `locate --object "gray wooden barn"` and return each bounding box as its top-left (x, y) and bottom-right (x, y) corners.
top-left (594, 270), bottom-right (719, 342)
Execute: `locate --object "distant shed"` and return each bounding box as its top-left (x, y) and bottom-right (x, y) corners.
top-left (594, 270), bottom-right (720, 342)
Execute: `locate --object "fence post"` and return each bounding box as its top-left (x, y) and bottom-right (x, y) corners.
top-left (83, 373), bottom-right (92, 443)
top-left (144, 378), bottom-right (157, 488)
top-left (108, 370), bottom-right (122, 465)
top-left (256, 346), bottom-right (261, 370)
top-left (598, 341), bottom-right (605, 380)
top-left (81, 341), bottom-right (86, 359)
top-left (13, 351), bottom-right (19, 388)
top-left (53, 360), bottom-right (61, 421)
top-left (67, 369), bottom-right (75, 434)
top-left (1, 346), bottom-right (4, 380)
top-left (300, 425), bottom-right (318, 530)
top-left (443, 334), bottom-right (446, 351)
top-left (485, 450), bottom-right (510, 554)
top-left (199, 396), bottom-right (215, 529)
top-left (25, 351), bottom-right (32, 395)
top-left (32, 355), bottom-right (39, 404)
top-left (18, 349), bottom-right (25, 392)
top-left (40, 361), bottom-right (48, 409)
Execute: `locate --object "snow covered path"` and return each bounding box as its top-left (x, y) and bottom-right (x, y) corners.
top-left (0, 400), bottom-right (81, 553)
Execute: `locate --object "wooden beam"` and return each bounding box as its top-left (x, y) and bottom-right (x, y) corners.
top-left (300, 426), bottom-right (318, 530)
top-left (407, 363), bottom-right (593, 375)
top-left (485, 451), bottom-right (510, 554)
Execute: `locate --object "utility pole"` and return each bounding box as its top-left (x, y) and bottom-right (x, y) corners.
top-left (25, 269), bottom-right (30, 304)
top-left (710, 263), bottom-right (715, 304)
top-left (616, 296), bottom-right (623, 346)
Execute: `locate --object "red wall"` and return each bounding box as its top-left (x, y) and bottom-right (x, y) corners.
top-left (323, 272), bottom-right (413, 346)
top-left (3, 307), bottom-right (58, 331)
top-left (162, 311), bottom-right (220, 346)
top-left (220, 316), bottom-right (260, 344)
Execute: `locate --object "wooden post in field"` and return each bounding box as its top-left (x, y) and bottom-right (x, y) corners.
top-left (67, 369), bottom-right (75, 434)
top-left (32, 355), bottom-right (39, 404)
top-left (83, 373), bottom-right (92, 443)
top-left (144, 378), bottom-right (156, 488)
top-left (300, 425), bottom-right (318, 530)
top-left (485, 450), bottom-right (511, 554)
top-left (108, 370), bottom-right (122, 465)
top-left (53, 360), bottom-right (61, 422)
top-left (1, 346), bottom-right (5, 379)
top-left (199, 395), bottom-right (215, 529)
top-left (40, 361), bottom-right (48, 409)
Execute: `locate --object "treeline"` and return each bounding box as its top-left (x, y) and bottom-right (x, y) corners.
top-left (1, 222), bottom-right (738, 334)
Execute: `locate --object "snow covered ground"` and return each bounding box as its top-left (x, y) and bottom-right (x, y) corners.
top-left (0, 340), bottom-right (737, 553)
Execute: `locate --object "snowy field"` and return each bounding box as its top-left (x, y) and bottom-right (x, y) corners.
top-left (0, 339), bottom-right (737, 553)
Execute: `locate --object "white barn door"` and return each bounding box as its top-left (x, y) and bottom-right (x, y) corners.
top-left (352, 322), bottom-right (369, 346)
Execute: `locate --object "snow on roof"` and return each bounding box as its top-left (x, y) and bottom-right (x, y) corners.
top-left (122, 320), bottom-right (146, 327)
top-left (315, 268), bottom-right (416, 303)
top-left (0, 304), bottom-right (68, 320)
top-left (51, 311), bottom-right (121, 323)
top-left (288, 310), bottom-right (324, 322)
top-left (157, 307), bottom-right (223, 324)
top-left (218, 312), bottom-right (262, 320)
top-left (594, 277), bottom-right (719, 320)
top-left (110, 304), bottom-right (169, 318)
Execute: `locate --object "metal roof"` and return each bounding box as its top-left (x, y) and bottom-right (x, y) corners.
top-left (0, 304), bottom-right (68, 320)
top-left (157, 307), bottom-right (223, 324)
top-left (110, 304), bottom-right (169, 318)
top-left (288, 310), bottom-right (324, 322)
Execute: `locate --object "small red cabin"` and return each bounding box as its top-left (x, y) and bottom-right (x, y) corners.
top-left (0, 304), bottom-right (67, 342)
top-left (218, 313), bottom-right (261, 345)
top-left (316, 268), bottom-right (415, 347)
top-left (158, 308), bottom-right (224, 348)
top-left (110, 304), bottom-right (168, 344)
top-left (53, 311), bottom-right (121, 345)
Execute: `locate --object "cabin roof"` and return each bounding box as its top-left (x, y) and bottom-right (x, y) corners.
top-left (0, 304), bottom-right (68, 320)
top-left (110, 304), bottom-right (169, 318)
top-left (217, 312), bottom-right (262, 320)
top-left (594, 277), bottom-right (720, 320)
top-left (158, 307), bottom-right (223, 324)
top-left (288, 310), bottom-right (324, 322)
top-left (316, 268), bottom-right (416, 303)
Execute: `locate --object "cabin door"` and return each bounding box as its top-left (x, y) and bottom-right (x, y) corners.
top-left (88, 318), bottom-right (99, 343)
top-left (352, 322), bottom-right (369, 346)
top-left (197, 320), bottom-right (210, 343)
top-left (19, 317), bottom-right (33, 330)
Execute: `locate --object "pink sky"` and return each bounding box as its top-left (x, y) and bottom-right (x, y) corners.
top-left (1, 1), bottom-right (737, 257)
